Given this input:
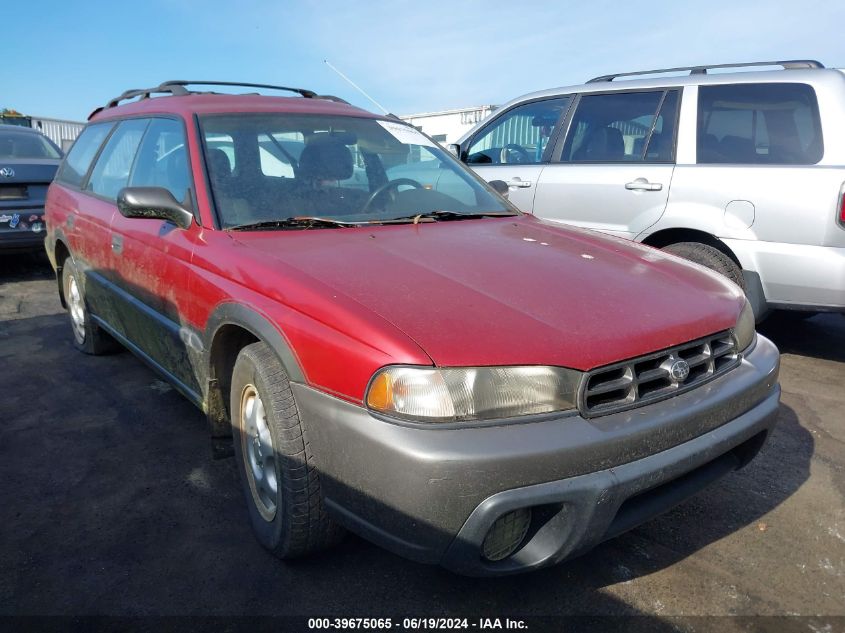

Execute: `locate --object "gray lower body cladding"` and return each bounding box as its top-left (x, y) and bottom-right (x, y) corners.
top-left (292, 335), bottom-right (780, 575)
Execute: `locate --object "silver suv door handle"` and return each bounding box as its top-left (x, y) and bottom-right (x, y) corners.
top-left (507, 178), bottom-right (533, 188)
top-left (625, 179), bottom-right (663, 192)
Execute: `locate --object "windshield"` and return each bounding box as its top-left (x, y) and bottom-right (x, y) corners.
top-left (198, 114), bottom-right (515, 228)
top-left (0, 130), bottom-right (62, 159)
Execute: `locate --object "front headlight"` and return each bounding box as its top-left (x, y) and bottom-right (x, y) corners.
top-left (734, 298), bottom-right (756, 352)
top-left (366, 365), bottom-right (581, 423)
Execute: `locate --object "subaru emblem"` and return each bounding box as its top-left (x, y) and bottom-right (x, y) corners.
top-left (670, 359), bottom-right (690, 382)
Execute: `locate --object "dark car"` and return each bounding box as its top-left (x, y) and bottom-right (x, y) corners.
top-left (44, 81), bottom-right (779, 576)
top-left (0, 124), bottom-right (63, 249)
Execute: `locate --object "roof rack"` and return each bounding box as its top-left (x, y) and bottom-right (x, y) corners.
top-left (587, 60), bottom-right (825, 83)
top-left (90, 80), bottom-right (349, 119)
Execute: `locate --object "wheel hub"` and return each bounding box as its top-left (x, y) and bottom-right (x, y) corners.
top-left (67, 275), bottom-right (86, 344)
top-left (241, 385), bottom-right (277, 519)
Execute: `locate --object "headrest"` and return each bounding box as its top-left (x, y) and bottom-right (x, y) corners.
top-left (208, 148), bottom-right (232, 177)
top-left (298, 135), bottom-right (353, 181)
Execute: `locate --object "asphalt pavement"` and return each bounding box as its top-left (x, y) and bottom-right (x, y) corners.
top-left (0, 252), bottom-right (843, 632)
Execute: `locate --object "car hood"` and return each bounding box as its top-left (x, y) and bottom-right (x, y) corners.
top-left (231, 216), bottom-right (744, 371)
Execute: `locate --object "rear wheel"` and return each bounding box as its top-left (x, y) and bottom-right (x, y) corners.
top-left (61, 258), bottom-right (119, 355)
top-left (230, 341), bottom-right (344, 558)
top-left (661, 241), bottom-right (746, 291)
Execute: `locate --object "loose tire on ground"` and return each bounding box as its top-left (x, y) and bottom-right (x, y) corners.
top-left (661, 241), bottom-right (747, 292)
top-left (230, 341), bottom-right (344, 559)
top-left (61, 257), bottom-right (120, 355)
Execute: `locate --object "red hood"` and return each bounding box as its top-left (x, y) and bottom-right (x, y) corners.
top-left (231, 216), bottom-right (744, 371)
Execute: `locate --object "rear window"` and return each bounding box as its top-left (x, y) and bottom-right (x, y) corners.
top-left (56, 122), bottom-right (114, 188)
top-left (697, 83), bottom-right (822, 165)
top-left (86, 119), bottom-right (149, 200)
top-left (0, 130), bottom-right (61, 160)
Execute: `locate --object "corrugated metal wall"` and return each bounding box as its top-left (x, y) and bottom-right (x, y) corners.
top-left (30, 117), bottom-right (84, 152)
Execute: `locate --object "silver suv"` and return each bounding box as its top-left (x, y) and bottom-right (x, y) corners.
top-left (454, 60), bottom-right (845, 318)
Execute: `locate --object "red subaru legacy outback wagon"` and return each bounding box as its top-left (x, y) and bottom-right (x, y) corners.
top-left (44, 81), bottom-right (780, 575)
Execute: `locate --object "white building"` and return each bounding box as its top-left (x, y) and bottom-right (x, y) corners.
top-left (399, 105), bottom-right (496, 144)
top-left (31, 117), bottom-right (85, 152)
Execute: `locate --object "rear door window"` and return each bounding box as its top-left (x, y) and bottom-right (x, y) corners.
top-left (560, 90), bottom-right (676, 163)
top-left (56, 122), bottom-right (114, 188)
top-left (86, 119), bottom-right (149, 200)
top-left (465, 98), bottom-right (571, 165)
top-left (697, 83), bottom-right (822, 164)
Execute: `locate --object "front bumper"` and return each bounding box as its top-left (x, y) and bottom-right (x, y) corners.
top-left (293, 335), bottom-right (780, 575)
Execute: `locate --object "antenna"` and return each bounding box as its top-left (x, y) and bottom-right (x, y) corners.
top-left (323, 59), bottom-right (389, 114)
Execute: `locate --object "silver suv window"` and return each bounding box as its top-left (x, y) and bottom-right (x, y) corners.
top-left (697, 83), bottom-right (822, 165)
top-left (465, 98), bottom-right (570, 165)
top-left (560, 90), bottom-right (678, 163)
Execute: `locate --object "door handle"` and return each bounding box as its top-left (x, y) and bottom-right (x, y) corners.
top-left (625, 179), bottom-right (663, 192)
top-left (111, 234), bottom-right (123, 254)
top-left (507, 178), bottom-right (533, 188)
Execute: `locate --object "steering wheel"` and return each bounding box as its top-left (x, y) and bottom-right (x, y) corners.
top-left (361, 178), bottom-right (425, 213)
top-left (499, 143), bottom-right (531, 164)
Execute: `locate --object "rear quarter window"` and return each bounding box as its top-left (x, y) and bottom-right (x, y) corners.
top-left (56, 122), bottom-right (115, 188)
top-left (697, 83), bottom-right (823, 165)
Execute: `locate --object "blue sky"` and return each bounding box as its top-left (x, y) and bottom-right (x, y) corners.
top-left (3, 0), bottom-right (843, 121)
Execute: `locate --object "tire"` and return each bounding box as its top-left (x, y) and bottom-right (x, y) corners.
top-left (661, 242), bottom-right (747, 292)
top-left (61, 257), bottom-right (120, 355)
top-left (230, 341), bottom-right (344, 558)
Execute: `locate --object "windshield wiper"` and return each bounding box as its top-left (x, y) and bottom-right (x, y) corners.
top-left (227, 216), bottom-right (367, 231)
top-left (382, 210), bottom-right (518, 224)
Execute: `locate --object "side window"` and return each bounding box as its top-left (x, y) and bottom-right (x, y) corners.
top-left (86, 119), bottom-right (149, 200)
top-left (466, 98), bottom-right (570, 165)
top-left (56, 122), bottom-right (114, 188)
top-left (561, 91), bottom-right (671, 163)
top-left (130, 118), bottom-right (192, 203)
top-left (697, 83), bottom-right (822, 164)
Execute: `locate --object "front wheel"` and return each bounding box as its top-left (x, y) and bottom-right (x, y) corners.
top-left (661, 242), bottom-right (747, 292)
top-left (230, 342), bottom-right (344, 558)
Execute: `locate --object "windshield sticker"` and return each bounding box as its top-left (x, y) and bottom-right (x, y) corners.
top-left (32, 222), bottom-right (43, 233)
top-left (377, 120), bottom-right (436, 148)
top-left (9, 213), bottom-right (20, 228)
top-left (0, 214), bottom-right (11, 224)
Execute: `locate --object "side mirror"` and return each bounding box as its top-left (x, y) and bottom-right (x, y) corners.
top-left (447, 143), bottom-right (461, 157)
top-left (488, 179), bottom-right (509, 198)
top-left (116, 187), bottom-right (193, 230)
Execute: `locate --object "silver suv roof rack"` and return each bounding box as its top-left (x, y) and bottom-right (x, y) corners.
top-left (90, 80), bottom-right (349, 119)
top-left (587, 60), bottom-right (825, 83)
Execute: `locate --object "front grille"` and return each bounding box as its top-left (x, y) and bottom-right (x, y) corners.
top-left (579, 331), bottom-right (739, 418)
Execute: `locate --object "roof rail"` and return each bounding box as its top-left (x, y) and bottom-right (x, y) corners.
top-left (89, 80), bottom-right (349, 119)
top-left (586, 60), bottom-right (825, 83)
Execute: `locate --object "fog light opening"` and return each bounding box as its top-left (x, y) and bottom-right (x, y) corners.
top-left (481, 508), bottom-right (532, 562)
